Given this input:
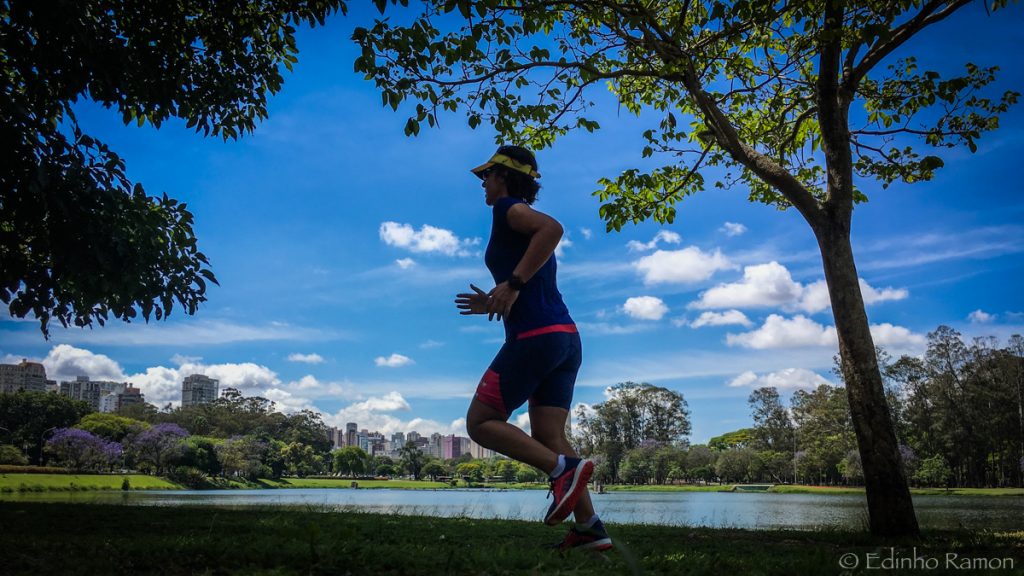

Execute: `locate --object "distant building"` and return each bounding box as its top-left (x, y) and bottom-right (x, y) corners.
top-left (117, 386), bottom-right (144, 410)
top-left (391, 432), bottom-right (405, 447)
top-left (99, 393), bottom-right (119, 413)
top-left (59, 376), bottom-right (127, 411)
top-left (465, 437), bottom-right (494, 460)
top-left (326, 426), bottom-right (345, 449)
top-left (181, 374), bottom-right (219, 407)
top-left (443, 435), bottom-right (470, 460)
top-left (429, 433), bottom-right (444, 459)
top-left (0, 360), bottom-right (48, 394)
top-left (345, 423), bottom-right (357, 447)
top-left (407, 431), bottom-right (422, 443)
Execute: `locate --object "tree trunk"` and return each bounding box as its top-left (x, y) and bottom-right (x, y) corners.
top-left (816, 223), bottom-right (920, 536)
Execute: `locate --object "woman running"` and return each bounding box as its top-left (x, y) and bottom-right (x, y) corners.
top-left (455, 145), bottom-right (612, 552)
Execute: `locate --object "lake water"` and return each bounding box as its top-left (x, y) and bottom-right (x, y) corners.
top-left (6, 489), bottom-right (1022, 531)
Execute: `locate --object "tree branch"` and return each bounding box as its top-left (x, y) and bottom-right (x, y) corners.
top-left (677, 58), bottom-right (823, 227)
top-left (846, 0), bottom-right (971, 91)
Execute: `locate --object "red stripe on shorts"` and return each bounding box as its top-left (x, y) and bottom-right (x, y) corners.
top-left (474, 368), bottom-right (507, 416)
top-left (515, 323), bottom-right (578, 340)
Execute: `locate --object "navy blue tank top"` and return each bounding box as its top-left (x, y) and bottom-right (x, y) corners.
top-left (485, 196), bottom-right (574, 341)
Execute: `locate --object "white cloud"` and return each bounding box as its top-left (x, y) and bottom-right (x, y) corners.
top-left (691, 262), bottom-right (908, 313)
top-left (555, 234), bottom-right (573, 257)
top-left (726, 371), bottom-right (758, 388)
top-left (720, 222), bottom-right (748, 237)
top-left (859, 281), bottom-right (909, 308)
top-left (691, 262), bottom-right (802, 310)
top-left (726, 315), bottom-right (838, 349)
top-left (324, 391), bottom-right (465, 437)
top-left (622, 296), bottom-right (669, 321)
top-left (290, 375), bottom-right (323, 390)
top-left (870, 323), bottom-right (926, 349)
top-left (127, 358), bottom-right (284, 408)
top-left (513, 412), bottom-right (532, 435)
top-left (691, 310), bottom-right (753, 328)
top-left (262, 387), bottom-right (317, 413)
top-left (968, 309), bottom-right (995, 324)
top-left (375, 353), bottom-right (414, 368)
top-left (395, 258), bottom-right (417, 269)
top-left (580, 228), bottom-right (593, 240)
top-left (419, 340), bottom-right (444, 349)
top-left (727, 368), bottom-right (831, 391)
top-left (379, 222), bottom-right (479, 256)
top-left (634, 247), bottom-right (734, 285)
top-left (627, 230), bottom-right (682, 252)
top-left (288, 353), bottom-right (324, 364)
top-left (727, 314), bottom-right (925, 352)
top-left (171, 354), bottom-right (202, 365)
top-left (43, 344), bottom-right (126, 383)
top-left (348, 391), bottom-right (411, 412)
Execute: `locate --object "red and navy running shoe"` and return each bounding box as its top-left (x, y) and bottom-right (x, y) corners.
top-left (543, 457), bottom-right (594, 525)
top-left (555, 519), bottom-right (613, 552)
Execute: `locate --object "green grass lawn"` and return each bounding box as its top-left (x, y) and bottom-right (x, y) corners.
top-left (0, 473), bottom-right (180, 491)
top-left (5, 473), bottom-right (1022, 498)
top-left (1, 501), bottom-right (1020, 575)
top-left (769, 485), bottom-right (1024, 497)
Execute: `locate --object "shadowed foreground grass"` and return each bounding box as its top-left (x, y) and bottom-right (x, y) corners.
top-left (1, 502), bottom-right (1021, 576)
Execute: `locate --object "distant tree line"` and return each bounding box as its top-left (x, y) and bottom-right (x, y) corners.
top-left (571, 327), bottom-right (1023, 488)
top-left (3, 326), bottom-right (1019, 488)
top-left (0, 387), bottom-right (541, 487)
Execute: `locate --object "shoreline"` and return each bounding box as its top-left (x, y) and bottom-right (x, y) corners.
top-left (2, 473), bottom-right (1022, 497)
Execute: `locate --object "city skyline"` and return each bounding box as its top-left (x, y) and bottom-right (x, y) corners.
top-left (1, 7), bottom-right (1022, 444)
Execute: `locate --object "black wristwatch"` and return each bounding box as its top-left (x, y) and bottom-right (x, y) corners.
top-left (507, 274), bottom-right (527, 291)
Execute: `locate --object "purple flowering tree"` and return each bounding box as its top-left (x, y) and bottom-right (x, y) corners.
top-left (127, 423), bottom-right (188, 475)
top-left (45, 428), bottom-right (122, 472)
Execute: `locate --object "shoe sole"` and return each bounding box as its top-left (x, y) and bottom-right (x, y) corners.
top-left (544, 460), bottom-right (594, 525)
top-left (579, 538), bottom-right (613, 552)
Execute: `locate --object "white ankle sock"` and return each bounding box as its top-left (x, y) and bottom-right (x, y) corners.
top-left (549, 454), bottom-right (566, 478)
top-left (581, 514), bottom-right (600, 528)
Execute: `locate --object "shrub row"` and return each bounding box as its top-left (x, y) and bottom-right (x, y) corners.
top-left (0, 465), bottom-right (72, 475)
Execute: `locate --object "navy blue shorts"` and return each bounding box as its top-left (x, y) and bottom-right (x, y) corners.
top-left (474, 326), bottom-right (582, 418)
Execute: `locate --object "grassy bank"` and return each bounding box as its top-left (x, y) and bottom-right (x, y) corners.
top-left (5, 473), bottom-right (1022, 497)
top-left (1, 501), bottom-right (1020, 575)
top-left (0, 473), bottom-right (180, 492)
top-left (769, 485), bottom-right (1024, 497)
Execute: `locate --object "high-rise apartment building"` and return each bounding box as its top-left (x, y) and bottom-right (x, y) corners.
top-left (0, 360), bottom-right (48, 394)
top-left (345, 423), bottom-right (357, 447)
top-left (181, 374), bottom-right (219, 406)
top-left (443, 435), bottom-right (469, 460)
top-left (59, 376), bottom-right (128, 411)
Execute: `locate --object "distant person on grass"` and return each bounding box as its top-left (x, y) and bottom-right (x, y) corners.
top-left (455, 145), bottom-right (612, 553)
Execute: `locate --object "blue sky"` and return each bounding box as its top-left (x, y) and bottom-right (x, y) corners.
top-left (2, 6), bottom-right (1022, 443)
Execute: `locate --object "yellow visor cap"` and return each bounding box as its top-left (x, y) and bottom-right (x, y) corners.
top-left (470, 153), bottom-right (541, 179)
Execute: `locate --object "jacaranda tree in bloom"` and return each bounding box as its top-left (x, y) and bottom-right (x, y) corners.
top-left (352, 0), bottom-right (1019, 535)
top-left (45, 428), bottom-right (122, 472)
top-left (128, 422), bottom-right (189, 475)
top-left (1, 0), bottom-right (346, 337)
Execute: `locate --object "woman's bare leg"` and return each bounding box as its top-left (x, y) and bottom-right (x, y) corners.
top-left (528, 404), bottom-right (596, 523)
top-left (466, 398), bottom-right (559, 474)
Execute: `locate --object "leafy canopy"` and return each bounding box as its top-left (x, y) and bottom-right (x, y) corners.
top-left (354, 0), bottom-right (1017, 229)
top-left (1, 0), bottom-right (346, 337)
